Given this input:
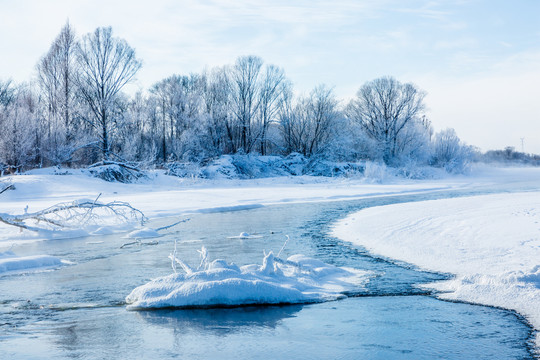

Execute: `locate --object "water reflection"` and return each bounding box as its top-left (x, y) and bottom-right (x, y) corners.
top-left (138, 305), bottom-right (303, 335)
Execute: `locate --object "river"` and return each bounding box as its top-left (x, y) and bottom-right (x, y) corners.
top-left (0, 188), bottom-right (535, 359)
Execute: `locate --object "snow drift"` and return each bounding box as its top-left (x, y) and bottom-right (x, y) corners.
top-left (0, 250), bottom-right (69, 275)
top-left (126, 250), bottom-right (370, 310)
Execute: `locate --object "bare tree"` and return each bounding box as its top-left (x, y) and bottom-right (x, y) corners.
top-left (279, 85), bottom-right (339, 157)
top-left (0, 79), bottom-right (16, 148)
top-left (230, 55), bottom-right (263, 153)
top-left (149, 74), bottom-right (204, 161)
top-left (37, 21), bottom-right (79, 164)
top-left (224, 56), bottom-right (290, 155)
top-left (346, 77), bottom-right (426, 164)
top-left (76, 27), bottom-right (142, 160)
top-left (257, 65), bottom-right (287, 155)
top-left (306, 85), bottom-right (339, 157)
top-left (200, 67), bottom-right (233, 155)
top-left (277, 86), bottom-right (298, 154)
top-left (0, 86), bottom-right (41, 170)
top-left (0, 79), bottom-right (15, 108)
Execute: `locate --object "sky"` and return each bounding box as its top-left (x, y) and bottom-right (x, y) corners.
top-left (1, 0), bottom-right (539, 153)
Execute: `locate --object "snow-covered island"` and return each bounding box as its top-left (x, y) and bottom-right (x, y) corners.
top-left (126, 250), bottom-right (371, 309)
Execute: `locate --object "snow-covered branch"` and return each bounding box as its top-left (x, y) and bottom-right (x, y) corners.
top-left (0, 196), bottom-right (146, 232)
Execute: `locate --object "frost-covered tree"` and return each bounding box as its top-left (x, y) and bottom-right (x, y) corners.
top-left (0, 86), bottom-right (41, 170)
top-left (36, 21), bottom-right (80, 165)
top-left (75, 27), bottom-right (142, 160)
top-left (257, 65), bottom-right (288, 155)
top-left (0, 26), bottom-right (491, 173)
top-left (395, 115), bottom-right (433, 163)
top-left (346, 77), bottom-right (428, 165)
top-left (116, 91), bottom-right (154, 162)
top-left (279, 85), bottom-right (339, 157)
top-left (0, 79), bottom-right (15, 108)
top-left (200, 67), bottom-right (233, 155)
top-left (230, 55), bottom-right (263, 153)
top-left (226, 56), bottom-right (289, 154)
top-left (149, 74), bottom-right (206, 161)
top-left (431, 128), bottom-right (472, 173)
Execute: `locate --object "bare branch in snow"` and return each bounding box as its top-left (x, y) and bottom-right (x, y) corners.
top-left (0, 195), bottom-right (146, 232)
top-left (0, 182), bottom-right (14, 195)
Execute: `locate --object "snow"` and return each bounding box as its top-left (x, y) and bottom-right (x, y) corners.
top-left (125, 227), bottom-right (161, 239)
top-left (126, 250), bottom-right (371, 309)
top-left (332, 190), bottom-right (540, 349)
top-left (3, 164), bottom-right (540, 348)
top-left (91, 227), bottom-right (114, 235)
top-left (171, 154), bottom-right (367, 179)
top-left (227, 232), bottom-right (263, 239)
top-left (0, 165), bottom-right (477, 246)
top-left (0, 250), bottom-right (69, 275)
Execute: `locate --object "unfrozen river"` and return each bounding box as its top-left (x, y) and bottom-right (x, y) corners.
top-left (0, 189), bottom-right (536, 359)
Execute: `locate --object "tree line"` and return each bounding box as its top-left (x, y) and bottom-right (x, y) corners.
top-left (0, 22), bottom-right (474, 174)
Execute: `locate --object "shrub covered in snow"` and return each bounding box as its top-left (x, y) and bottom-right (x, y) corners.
top-left (303, 157), bottom-right (364, 177)
top-left (165, 162), bottom-right (202, 179)
top-left (363, 161), bottom-right (389, 182)
top-left (200, 156), bottom-right (245, 179)
top-left (430, 129), bottom-right (474, 174)
top-left (165, 154), bottom-right (366, 180)
top-left (86, 162), bottom-right (147, 183)
top-left (183, 155), bottom-right (297, 179)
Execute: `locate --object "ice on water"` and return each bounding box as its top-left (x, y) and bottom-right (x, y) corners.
top-left (226, 232), bottom-right (263, 239)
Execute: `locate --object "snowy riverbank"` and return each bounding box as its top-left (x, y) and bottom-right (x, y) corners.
top-left (0, 166), bottom-right (482, 245)
top-left (332, 186), bottom-right (540, 351)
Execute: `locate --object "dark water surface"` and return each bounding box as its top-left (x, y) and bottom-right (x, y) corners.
top-left (0, 188), bottom-right (536, 359)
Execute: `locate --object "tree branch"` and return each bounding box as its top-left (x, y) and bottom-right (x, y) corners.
top-left (0, 197), bottom-right (146, 232)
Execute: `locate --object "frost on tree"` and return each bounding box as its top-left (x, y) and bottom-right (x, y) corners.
top-left (346, 77), bottom-right (430, 165)
top-left (76, 27), bottom-right (142, 160)
top-left (36, 21), bottom-right (80, 165)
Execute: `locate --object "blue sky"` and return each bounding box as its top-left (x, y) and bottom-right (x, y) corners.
top-left (1, 0), bottom-right (539, 152)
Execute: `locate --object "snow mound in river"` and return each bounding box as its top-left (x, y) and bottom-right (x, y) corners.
top-left (0, 250), bottom-right (69, 275)
top-left (125, 227), bottom-right (161, 239)
top-left (126, 251), bottom-right (370, 309)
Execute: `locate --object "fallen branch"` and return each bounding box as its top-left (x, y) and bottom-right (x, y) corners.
top-left (0, 196), bottom-right (146, 232)
top-left (120, 239), bottom-right (159, 249)
top-left (156, 218), bottom-right (190, 232)
top-left (0, 183), bottom-right (14, 195)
